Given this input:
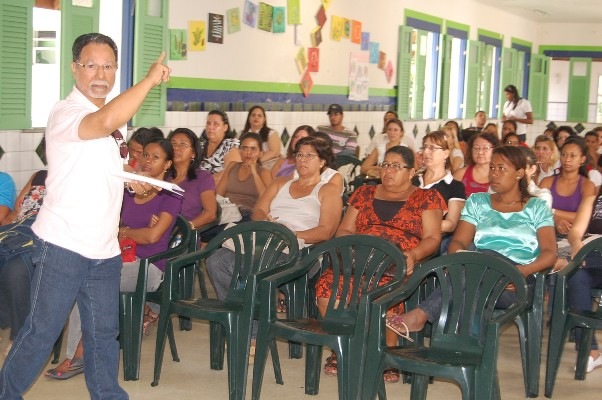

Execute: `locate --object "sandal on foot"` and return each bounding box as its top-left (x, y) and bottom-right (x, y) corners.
top-left (324, 353), bottom-right (337, 376)
top-left (383, 368), bottom-right (400, 384)
top-left (143, 308), bottom-right (159, 336)
top-left (276, 295), bottom-right (287, 314)
top-left (385, 315), bottom-right (414, 343)
top-left (45, 358), bottom-right (84, 380)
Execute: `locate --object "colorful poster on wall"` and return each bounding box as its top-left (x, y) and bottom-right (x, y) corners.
top-left (385, 60), bottom-right (394, 83)
top-left (349, 52), bottom-right (369, 101)
top-left (226, 8), bottom-right (241, 34)
top-left (369, 42), bottom-right (379, 64)
top-left (273, 7), bottom-right (285, 33)
top-left (295, 46), bottom-right (307, 74)
top-left (258, 3), bottom-right (273, 32)
top-left (310, 26), bottom-right (322, 47)
top-left (378, 51), bottom-right (386, 70)
top-left (351, 20), bottom-right (362, 44)
top-left (188, 20), bottom-right (206, 51)
top-left (343, 19), bottom-right (351, 39)
top-left (208, 13), bottom-right (224, 44)
top-left (287, 0), bottom-right (300, 24)
top-left (331, 16), bottom-right (344, 41)
top-left (308, 47), bottom-right (319, 72)
top-left (315, 5), bottom-right (326, 27)
top-left (300, 69), bottom-right (313, 97)
top-left (169, 29), bottom-right (187, 60)
top-left (243, 0), bottom-right (258, 28)
top-left (361, 32), bottom-right (370, 51)
top-left (321, 0), bottom-right (332, 11)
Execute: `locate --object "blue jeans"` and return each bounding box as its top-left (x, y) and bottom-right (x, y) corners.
top-left (0, 236), bottom-right (127, 400)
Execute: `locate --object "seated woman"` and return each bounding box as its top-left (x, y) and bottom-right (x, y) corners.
top-left (501, 120), bottom-right (518, 140)
top-left (200, 110), bottom-right (242, 185)
top-left (315, 146), bottom-right (445, 382)
top-left (206, 136), bottom-right (343, 301)
top-left (389, 146), bottom-right (556, 336)
top-left (361, 118), bottom-right (407, 178)
top-left (126, 127), bottom-right (164, 172)
top-left (414, 131), bottom-right (466, 253)
top-left (453, 132), bottom-right (499, 198)
top-left (168, 128), bottom-right (217, 231)
top-left (559, 187), bottom-right (602, 372)
top-left (517, 146), bottom-right (553, 208)
top-left (503, 132), bottom-right (521, 146)
top-left (271, 125), bottom-right (314, 180)
top-left (242, 105), bottom-right (282, 169)
top-left (47, 139), bottom-right (182, 379)
top-left (0, 170), bottom-right (47, 355)
top-left (533, 135), bottom-right (560, 185)
top-left (540, 137), bottom-right (596, 238)
top-left (442, 123), bottom-right (464, 173)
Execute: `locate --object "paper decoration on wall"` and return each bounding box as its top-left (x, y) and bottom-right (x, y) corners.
top-left (310, 26), bottom-right (323, 47)
top-left (226, 8), bottom-right (241, 34)
top-left (288, 0), bottom-right (300, 24)
top-left (188, 21), bottom-right (206, 51)
top-left (300, 69), bottom-right (313, 97)
top-left (349, 52), bottom-right (369, 101)
top-left (295, 47), bottom-right (307, 74)
top-left (361, 32), bottom-right (370, 51)
top-left (369, 42), bottom-right (379, 64)
top-left (321, 0), bottom-right (332, 10)
top-left (169, 29), bottom-right (187, 60)
top-left (294, 24), bottom-right (303, 45)
top-left (331, 16), bottom-right (344, 41)
top-left (208, 13), bottom-right (224, 44)
top-left (244, 0), bottom-right (258, 28)
top-left (378, 51), bottom-right (386, 70)
top-left (273, 7), bottom-right (285, 33)
top-left (385, 60), bottom-right (394, 83)
top-left (308, 47), bottom-right (319, 72)
top-left (351, 21), bottom-right (362, 44)
top-left (316, 5), bottom-right (326, 27)
top-left (343, 19), bottom-right (351, 39)
top-left (258, 3), bottom-right (273, 32)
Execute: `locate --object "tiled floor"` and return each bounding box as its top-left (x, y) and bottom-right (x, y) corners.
top-left (1, 320), bottom-right (600, 399)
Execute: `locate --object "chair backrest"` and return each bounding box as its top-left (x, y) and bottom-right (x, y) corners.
top-left (307, 235), bottom-right (406, 324)
top-left (206, 221), bottom-right (300, 303)
top-left (170, 215), bottom-right (193, 250)
top-left (335, 154), bottom-right (362, 196)
top-left (414, 252), bottom-right (528, 352)
top-left (189, 202), bottom-right (222, 252)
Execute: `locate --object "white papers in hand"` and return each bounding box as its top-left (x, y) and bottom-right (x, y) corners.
top-left (111, 169), bottom-right (185, 196)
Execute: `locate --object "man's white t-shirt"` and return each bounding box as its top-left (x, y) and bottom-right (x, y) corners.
top-left (32, 87), bottom-right (125, 259)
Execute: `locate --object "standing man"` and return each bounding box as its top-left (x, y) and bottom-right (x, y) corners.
top-left (0, 33), bottom-right (169, 400)
top-left (316, 103), bottom-right (358, 156)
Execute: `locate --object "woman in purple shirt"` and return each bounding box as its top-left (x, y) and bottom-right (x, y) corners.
top-left (168, 128), bottom-right (217, 230)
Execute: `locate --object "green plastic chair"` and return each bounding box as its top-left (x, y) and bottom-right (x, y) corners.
top-left (251, 235), bottom-right (407, 400)
top-left (335, 154), bottom-right (362, 198)
top-left (362, 252), bottom-right (528, 400)
top-left (151, 221), bottom-right (299, 400)
top-left (545, 237), bottom-right (602, 397)
top-left (119, 215), bottom-right (193, 381)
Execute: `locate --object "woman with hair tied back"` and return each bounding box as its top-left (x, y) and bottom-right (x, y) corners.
top-left (502, 84), bottom-right (533, 142)
top-left (200, 110), bottom-right (241, 184)
top-left (242, 105), bottom-right (282, 170)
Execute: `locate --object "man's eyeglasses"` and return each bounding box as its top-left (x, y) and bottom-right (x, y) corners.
top-left (111, 130), bottom-right (128, 159)
top-left (75, 62), bottom-right (118, 73)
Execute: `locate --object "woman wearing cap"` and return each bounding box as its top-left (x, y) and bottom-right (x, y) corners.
top-left (502, 84), bottom-right (533, 142)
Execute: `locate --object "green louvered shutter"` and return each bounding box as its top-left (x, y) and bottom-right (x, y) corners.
top-left (0, 0), bottom-right (33, 129)
top-left (439, 34), bottom-right (452, 119)
top-left (396, 25), bottom-right (413, 120)
top-left (464, 40), bottom-right (481, 118)
top-left (498, 47), bottom-right (518, 109)
top-left (516, 51), bottom-right (525, 95)
top-left (528, 53), bottom-right (550, 120)
top-left (60, 0), bottom-right (100, 99)
top-left (413, 29), bottom-right (427, 120)
top-left (567, 58), bottom-right (591, 122)
top-left (132, 0), bottom-right (168, 127)
top-left (480, 44), bottom-right (493, 116)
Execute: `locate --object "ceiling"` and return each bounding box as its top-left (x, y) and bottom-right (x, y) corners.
top-left (473, 0), bottom-right (602, 23)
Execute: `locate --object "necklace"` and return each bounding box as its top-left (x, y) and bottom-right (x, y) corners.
top-left (496, 193), bottom-right (521, 206)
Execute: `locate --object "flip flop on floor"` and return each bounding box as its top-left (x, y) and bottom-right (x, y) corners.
top-left (383, 368), bottom-right (400, 384)
top-left (324, 352), bottom-right (337, 376)
top-left (45, 358), bottom-right (84, 380)
top-left (385, 315), bottom-right (414, 342)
